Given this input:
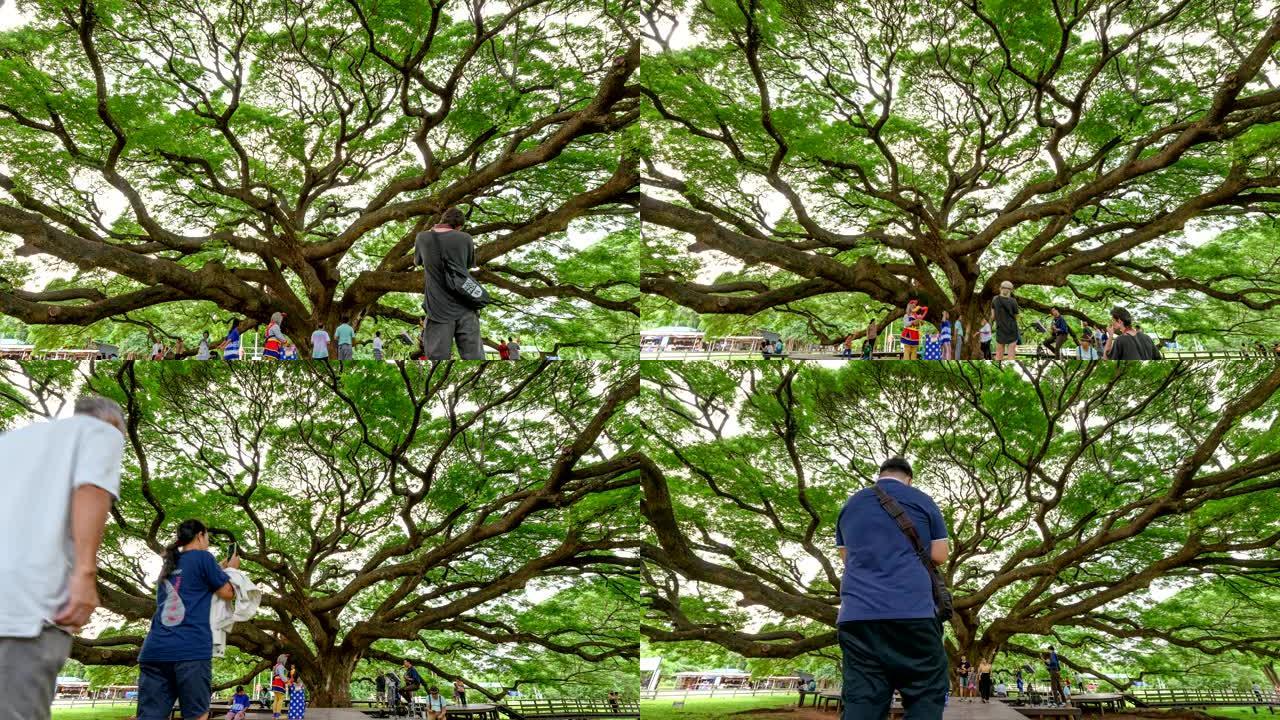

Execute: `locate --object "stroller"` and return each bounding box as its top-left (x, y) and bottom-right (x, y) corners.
top-left (383, 674), bottom-right (418, 718)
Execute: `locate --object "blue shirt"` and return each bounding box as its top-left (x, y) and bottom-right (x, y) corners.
top-left (1046, 652), bottom-right (1060, 671)
top-left (836, 478), bottom-right (947, 622)
top-left (231, 693), bottom-right (251, 711)
top-left (224, 328), bottom-right (241, 359)
top-left (138, 549), bottom-right (229, 662)
top-left (405, 667), bottom-right (425, 686)
top-left (1053, 316), bottom-right (1068, 335)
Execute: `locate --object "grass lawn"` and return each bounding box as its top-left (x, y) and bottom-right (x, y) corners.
top-left (50, 707), bottom-right (135, 720)
top-left (1204, 708), bottom-right (1280, 720)
top-left (640, 694), bottom-right (797, 720)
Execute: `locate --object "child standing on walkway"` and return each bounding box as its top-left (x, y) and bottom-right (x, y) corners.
top-left (271, 654), bottom-right (289, 719)
top-left (287, 677), bottom-right (307, 720)
top-left (900, 300), bottom-right (926, 360)
top-left (939, 311), bottom-right (953, 360)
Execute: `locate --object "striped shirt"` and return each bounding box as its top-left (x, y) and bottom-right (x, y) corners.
top-left (223, 328), bottom-right (241, 359)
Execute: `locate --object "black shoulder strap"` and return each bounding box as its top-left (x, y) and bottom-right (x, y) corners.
top-left (873, 484), bottom-right (935, 574)
top-left (430, 229), bottom-right (458, 274)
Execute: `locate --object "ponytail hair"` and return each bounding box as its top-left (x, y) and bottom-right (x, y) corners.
top-left (157, 519), bottom-right (207, 585)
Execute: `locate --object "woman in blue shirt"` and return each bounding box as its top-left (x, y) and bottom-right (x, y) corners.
top-left (135, 519), bottom-right (237, 720)
top-left (217, 319), bottom-right (242, 361)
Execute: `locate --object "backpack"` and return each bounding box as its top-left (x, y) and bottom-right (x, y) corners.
top-left (427, 230), bottom-right (490, 310)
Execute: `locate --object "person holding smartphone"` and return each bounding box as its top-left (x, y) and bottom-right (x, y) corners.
top-left (135, 520), bottom-right (239, 720)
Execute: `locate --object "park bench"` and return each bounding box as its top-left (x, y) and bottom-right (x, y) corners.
top-left (815, 692), bottom-right (843, 712)
top-left (798, 689), bottom-right (823, 707)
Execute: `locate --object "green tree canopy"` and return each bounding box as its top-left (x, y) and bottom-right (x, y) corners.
top-left (0, 0), bottom-right (640, 356)
top-left (638, 0), bottom-right (1280, 352)
top-left (0, 359), bottom-right (641, 706)
top-left (638, 361), bottom-right (1280, 688)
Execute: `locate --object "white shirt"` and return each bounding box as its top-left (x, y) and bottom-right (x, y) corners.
top-left (197, 338), bottom-right (210, 361)
top-left (372, 337), bottom-right (383, 351)
top-left (0, 416), bottom-right (124, 637)
top-left (311, 330), bottom-right (331, 357)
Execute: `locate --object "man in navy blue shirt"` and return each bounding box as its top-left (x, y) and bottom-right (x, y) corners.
top-left (1044, 646), bottom-right (1065, 705)
top-left (835, 457), bottom-right (949, 720)
top-left (400, 659), bottom-right (426, 708)
top-left (1043, 308), bottom-right (1070, 358)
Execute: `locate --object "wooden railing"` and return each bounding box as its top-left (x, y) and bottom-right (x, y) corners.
top-left (642, 687), bottom-right (798, 701)
top-left (640, 346), bottom-right (1267, 361)
top-left (498, 698), bottom-right (639, 718)
top-left (1127, 688), bottom-right (1279, 707)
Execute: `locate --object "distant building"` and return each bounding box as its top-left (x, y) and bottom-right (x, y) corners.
top-left (54, 677), bottom-right (90, 698)
top-left (757, 676), bottom-right (802, 690)
top-left (673, 669), bottom-right (751, 690)
top-left (640, 327), bottom-right (704, 353)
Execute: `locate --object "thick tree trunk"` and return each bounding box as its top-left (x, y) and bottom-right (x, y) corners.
top-left (302, 653), bottom-right (360, 707)
top-left (959, 300), bottom-right (986, 361)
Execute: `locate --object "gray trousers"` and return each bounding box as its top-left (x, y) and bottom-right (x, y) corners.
top-left (424, 313), bottom-right (484, 360)
top-left (0, 625), bottom-right (73, 720)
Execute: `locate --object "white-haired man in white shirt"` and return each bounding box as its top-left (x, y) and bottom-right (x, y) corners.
top-left (0, 396), bottom-right (126, 720)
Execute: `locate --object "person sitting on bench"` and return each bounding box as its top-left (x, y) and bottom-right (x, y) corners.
top-left (423, 686), bottom-right (448, 720)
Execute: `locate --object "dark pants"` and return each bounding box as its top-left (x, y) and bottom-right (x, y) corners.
top-left (424, 313), bottom-right (483, 360)
top-left (981, 340), bottom-right (992, 360)
top-left (1043, 334), bottom-right (1067, 357)
top-left (979, 673), bottom-right (992, 701)
top-left (136, 659), bottom-right (212, 720)
top-left (838, 619), bottom-right (947, 720)
top-left (1049, 670), bottom-right (1065, 704)
top-left (399, 683), bottom-right (420, 700)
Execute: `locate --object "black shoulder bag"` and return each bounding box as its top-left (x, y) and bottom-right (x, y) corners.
top-left (873, 484), bottom-right (953, 622)
top-left (428, 230), bottom-right (491, 310)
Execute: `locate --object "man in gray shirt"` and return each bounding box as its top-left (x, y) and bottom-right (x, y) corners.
top-left (0, 396), bottom-right (125, 720)
top-left (414, 207), bottom-right (485, 360)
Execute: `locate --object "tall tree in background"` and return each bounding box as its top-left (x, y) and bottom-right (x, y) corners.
top-left (0, 360), bottom-right (641, 706)
top-left (0, 0), bottom-right (640, 354)
top-left (639, 0), bottom-right (1280, 352)
top-left (638, 361), bottom-right (1280, 685)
